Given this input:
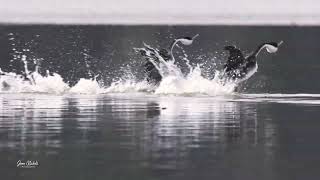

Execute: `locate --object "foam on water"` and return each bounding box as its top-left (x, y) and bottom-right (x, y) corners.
top-left (0, 70), bottom-right (69, 94)
top-left (155, 65), bottom-right (236, 95)
top-left (1, 65), bottom-right (236, 96)
top-left (69, 78), bottom-right (103, 94)
top-left (0, 41), bottom-right (239, 96)
top-left (104, 80), bottom-right (153, 93)
top-left (111, 43), bottom-right (237, 95)
top-left (2, 66), bottom-right (320, 105)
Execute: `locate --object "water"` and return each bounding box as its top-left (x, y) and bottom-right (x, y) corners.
top-left (2, 93), bottom-right (320, 180)
top-left (1, 25), bottom-right (320, 179)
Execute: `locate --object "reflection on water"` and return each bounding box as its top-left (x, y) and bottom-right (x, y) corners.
top-left (0, 95), bottom-right (64, 153)
top-left (1, 94), bottom-right (320, 180)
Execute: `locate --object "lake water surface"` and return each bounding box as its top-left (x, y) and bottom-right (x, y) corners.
top-left (1, 93), bottom-right (320, 180)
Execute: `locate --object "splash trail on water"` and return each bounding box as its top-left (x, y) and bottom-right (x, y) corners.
top-left (0, 41), bottom-right (238, 95)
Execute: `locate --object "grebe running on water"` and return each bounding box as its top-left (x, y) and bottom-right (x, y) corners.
top-left (223, 41), bottom-right (283, 82)
top-left (135, 34), bottom-right (199, 85)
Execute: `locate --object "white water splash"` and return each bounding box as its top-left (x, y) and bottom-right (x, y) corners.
top-left (104, 79), bottom-right (153, 93)
top-left (29, 71), bottom-right (69, 93)
top-left (0, 55), bottom-right (237, 95)
top-left (106, 44), bottom-right (237, 96)
top-left (1, 36), bottom-right (105, 95)
top-left (0, 69), bottom-right (107, 94)
top-left (155, 65), bottom-right (236, 95)
top-left (1, 42), bottom-right (239, 96)
top-left (69, 78), bottom-right (104, 94)
top-left (0, 70), bottom-right (69, 94)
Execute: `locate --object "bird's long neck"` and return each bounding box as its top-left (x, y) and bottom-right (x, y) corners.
top-left (168, 39), bottom-right (182, 60)
top-left (169, 39), bottom-right (179, 54)
top-left (252, 43), bottom-right (269, 58)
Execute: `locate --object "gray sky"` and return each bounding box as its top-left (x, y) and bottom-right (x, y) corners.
top-left (0, 0), bottom-right (319, 25)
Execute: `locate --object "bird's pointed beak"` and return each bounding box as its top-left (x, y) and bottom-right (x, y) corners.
top-left (278, 41), bottom-right (284, 47)
top-left (192, 34), bottom-right (199, 40)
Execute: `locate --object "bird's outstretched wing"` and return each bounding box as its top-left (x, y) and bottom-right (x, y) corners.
top-left (223, 46), bottom-right (246, 71)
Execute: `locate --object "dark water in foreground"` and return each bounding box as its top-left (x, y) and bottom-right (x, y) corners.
top-left (1, 93), bottom-right (320, 180)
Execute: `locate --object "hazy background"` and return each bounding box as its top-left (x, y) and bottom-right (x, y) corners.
top-left (0, 0), bottom-right (320, 25)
